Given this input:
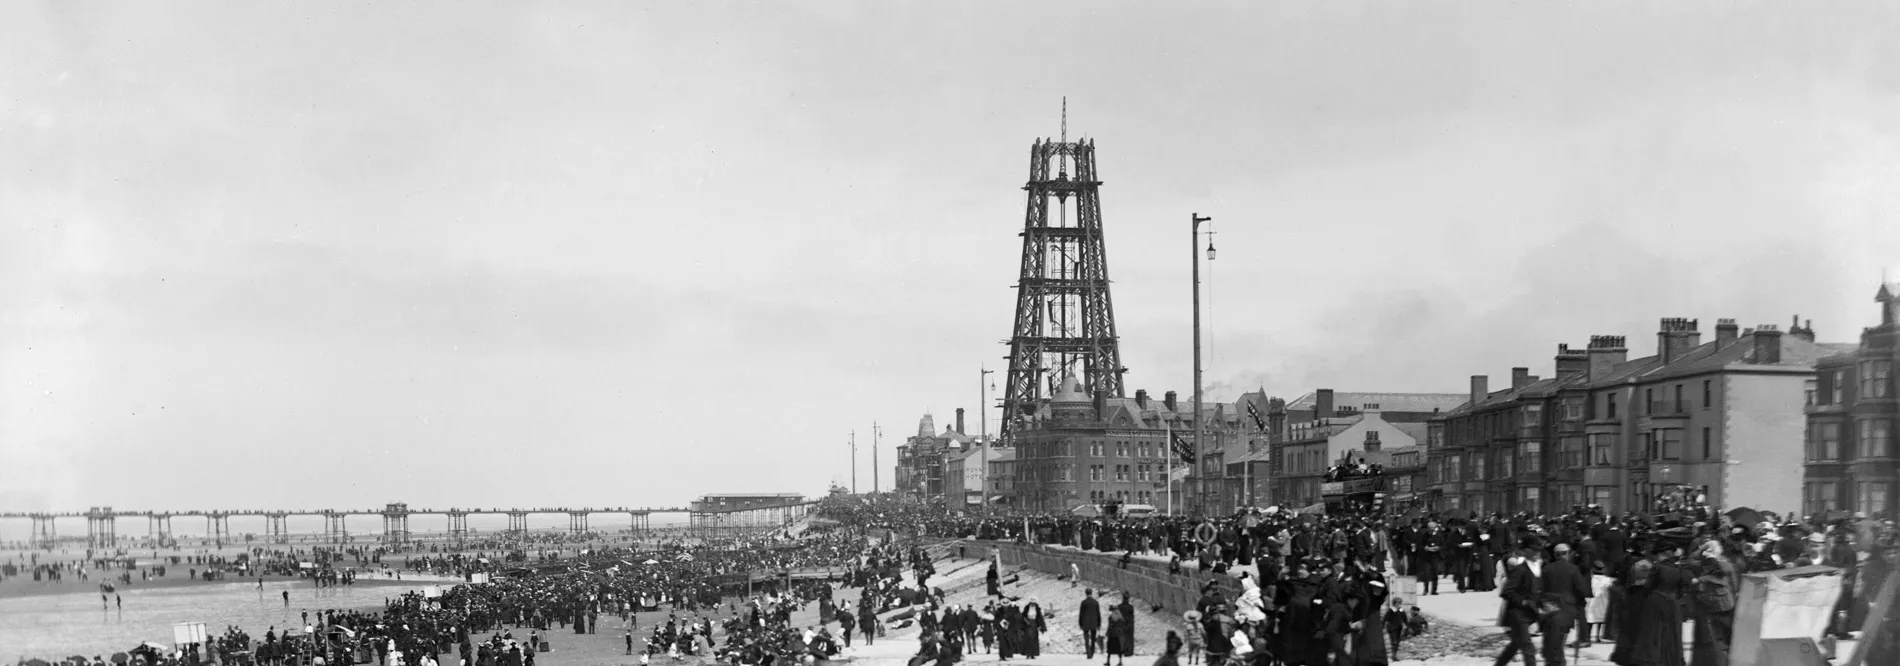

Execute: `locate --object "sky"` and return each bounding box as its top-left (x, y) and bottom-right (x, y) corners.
top-left (3, 1), bottom-right (1899, 520)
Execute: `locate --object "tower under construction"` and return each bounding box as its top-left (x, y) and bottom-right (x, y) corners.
top-left (999, 102), bottom-right (1125, 440)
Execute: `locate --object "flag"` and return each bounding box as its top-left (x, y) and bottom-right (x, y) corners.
top-left (1170, 429), bottom-right (1196, 464)
top-left (1246, 400), bottom-right (1267, 432)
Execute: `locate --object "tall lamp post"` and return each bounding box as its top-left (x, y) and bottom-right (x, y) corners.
top-left (980, 366), bottom-right (995, 514)
top-left (850, 431), bottom-right (858, 495)
top-left (1192, 213), bottom-right (1214, 515)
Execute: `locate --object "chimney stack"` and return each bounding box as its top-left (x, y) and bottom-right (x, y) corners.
top-left (1316, 388), bottom-right (1336, 418)
top-left (1657, 317), bottom-right (1701, 366)
top-left (1470, 375), bottom-right (1489, 407)
top-left (1752, 325), bottom-right (1783, 364)
top-left (1164, 390), bottom-right (1178, 412)
top-left (1555, 344), bottom-right (1589, 380)
top-left (1135, 389), bottom-right (1149, 409)
top-left (1512, 367), bottom-right (1533, 390)
top-left (1790, 315), bottom-right (1816, 342)
top-left (1364, 430), bottom-right (1382, 453)
top-left (1587, 335), bottom-right (1629, 381)
top-left (1715, 319), bottom-right (1738, 346)
top-left (955, 408), bottom-right (965, 435)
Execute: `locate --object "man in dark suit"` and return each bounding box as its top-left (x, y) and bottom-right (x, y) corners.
top-left (1493, 545), bottom-right (1544, 666)
top-left (1078, 589), bottom-right (1102, 658)
top-left (1419, 521), bottom-right (1445, 595)
top-left (1539, 543), bottom-right (1590, 666)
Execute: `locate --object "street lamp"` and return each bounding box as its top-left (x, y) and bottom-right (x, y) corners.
top-left (1192, 213), bottom-right (1212, 516)
top-left (980, 366), bottom-right (995, 514)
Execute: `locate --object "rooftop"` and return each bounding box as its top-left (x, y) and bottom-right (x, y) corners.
top-left (1283, 391), bottom-right (1468, 414)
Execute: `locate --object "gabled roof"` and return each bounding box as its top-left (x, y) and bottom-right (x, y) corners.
top-left (1284, 391), bottom-right (1468, 414)
top-left (1390, 422), bottom-right (1430, 444)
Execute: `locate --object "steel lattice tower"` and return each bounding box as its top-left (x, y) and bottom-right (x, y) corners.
top-left (1000, 102), bottom-right (1124, 440)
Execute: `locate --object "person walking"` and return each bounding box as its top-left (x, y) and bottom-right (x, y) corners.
top-left (1689, 540), bottom-right (1736, 666)
top-left (1493, 545), bottom-right (1543, 666)
top-left (1079, 589), bottom-right (1103, 659)
top-left (1539, 544), bottom-right (1589, 666)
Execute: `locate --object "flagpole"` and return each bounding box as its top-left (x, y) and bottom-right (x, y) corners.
top-left (1166, 419), bottom-right (1174, 515)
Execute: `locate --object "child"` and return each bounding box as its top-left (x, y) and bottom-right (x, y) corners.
top-left (1181, 611), bottom-right (1205, 665)
top-left (1383, 598), bottom-right (1406, 662)
top-left (1405, 606), bottom-right (1428, 638)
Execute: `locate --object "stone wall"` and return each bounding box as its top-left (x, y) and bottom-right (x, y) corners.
top-left (984, 542), bottom-right (1241, 616)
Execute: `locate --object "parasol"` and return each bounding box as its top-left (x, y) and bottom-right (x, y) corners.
top-left (1725, 507), bottom-right (1764, 529)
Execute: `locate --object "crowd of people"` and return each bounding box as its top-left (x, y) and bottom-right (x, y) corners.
top-left (818, 493), bottom-right (1898, 666)
top-left (13, 492), bottom-right (1899, 666)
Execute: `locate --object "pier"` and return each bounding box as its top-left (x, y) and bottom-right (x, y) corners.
top-left (2, 500), bottom-right (817, 548)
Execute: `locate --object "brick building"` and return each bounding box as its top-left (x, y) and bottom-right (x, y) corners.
top-left (894, 410), bottom-right (976, 505)
top-left (1263, 390), bottom-right (1465, 510)
top-left (1008, 375), bottom-right (1267, 514)
top-left (1803, 283), bottom-right (1899, 519)
top-left (1431, 316), bottom-right (1853, 516)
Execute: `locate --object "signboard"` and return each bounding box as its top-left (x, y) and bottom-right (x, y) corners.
top-left (469, 573), bottom-right (491, 584)
top-left (172, 622), bottom-right (208, 646)
top-left (423, 586), bottom-right (442, 598)
top-left (1392, 576), bottom-right (1419, 609)
top-left (1320, 482), bottom-right (1345, 495)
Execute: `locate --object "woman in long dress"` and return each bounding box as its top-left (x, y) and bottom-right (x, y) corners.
top-left (1618, 546), bottom-right (1688, 666)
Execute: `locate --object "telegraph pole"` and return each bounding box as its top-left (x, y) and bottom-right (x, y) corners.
top-left (873, 422), bottom-right (881, 494)
top-left (850, 431), bottom-right (858, 495)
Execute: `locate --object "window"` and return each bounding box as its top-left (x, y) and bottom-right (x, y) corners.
top-left (1702, 380), bottom-right (1712, 408)
top-left (1864, 360), bottom-right (1893, 399)
top-left (1645, 389), bottom-right (1655, 414)
top-left (1519, 440), bottom-right (1543, 474)
top-left (1674, 385), bottom-right (1685, 412)
top-left (1138, 465), bottom-right (1150, 482)
top-left (1520, 487), bottom-right (1542, 511)
top-left (1861, 419), bottom-right (1893, 459)
top-left (1564, 397), bottom-right (1584, 421)
top-left (1116, 443), bottom-right (1128, 458)
top-left (1091, 442), bottom-right (1104, 457)
top-left (1702, 427), bottom-right (1712, 460)
top-left (1804, 482), bottom-right (1841, 516)
top-left (1495, 448), bottom-right (1513, 477)
top-left (1607, 393), bottom-right (1619, 419)
top-left (1115, 464), bottom-right (1129, 482)
top-left (1090, 465), bottom-right (1103, 482)
top-left (1806, 379), bottom-right (1817, 407)
top-left (1559, 436), bottom-right (1584, 469)
top-left (1656, 429), bottom-right (1682, 460)
top-left (1833, 370), bottom-right (1847, 405)
top-left (1523, 405), bottom-right (1543, 427)
top-left (1859, 482), bottom-right (1892, 516)
top-left (1447, 455), bottom-right (1462, 482)
top-left (1588, 434), bottom-right (1615, 466)
top-left (1588, 486), bottom-right (1615, 511)
top-left (1818, 423), bottom-right (1841, 461)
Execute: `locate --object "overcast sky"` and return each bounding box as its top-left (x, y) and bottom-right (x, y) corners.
top-left (3, 2), bottom-right (1898, 519)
